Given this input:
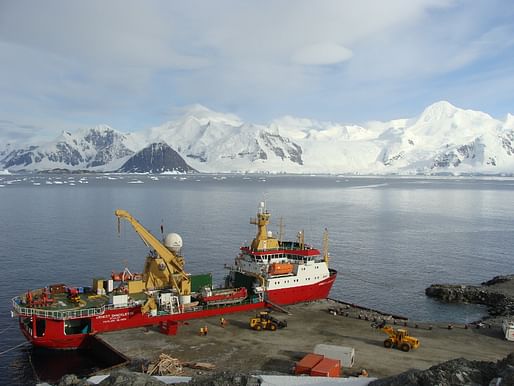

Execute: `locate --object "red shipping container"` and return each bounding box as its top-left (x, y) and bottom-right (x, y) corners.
top-left (310, 358), bottom-right (341, 377)
top-left (294, 353), bottom-right (324, 375)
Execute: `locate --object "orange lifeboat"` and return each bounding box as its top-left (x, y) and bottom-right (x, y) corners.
top-left (111, 270), bottom-right (143, 281)
top-left (268, 263), bottom-right (294, 276)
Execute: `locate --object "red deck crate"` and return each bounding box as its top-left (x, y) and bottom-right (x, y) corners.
top-left (294, 353), bottom-right (324, 375)
top-left (310, 357), bottom-right (341, 377)
top-left (159, 321), bottom-right (179, 335)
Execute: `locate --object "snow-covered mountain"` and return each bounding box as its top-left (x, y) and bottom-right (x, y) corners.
top-left (1, 101), bottom-right (514, 174)
top-left (145, 105), bottom-right (303, 173)
top-left (0, 125), bottom-right (139, 172)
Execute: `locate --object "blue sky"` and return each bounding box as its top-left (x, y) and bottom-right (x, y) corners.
top-left (1, 0), bottom-right (513, 144)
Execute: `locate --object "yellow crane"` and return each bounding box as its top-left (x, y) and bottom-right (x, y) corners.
top-left (115, 209), bottom-right (191, 295)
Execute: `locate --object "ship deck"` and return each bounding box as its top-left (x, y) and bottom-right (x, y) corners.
top-left (14, 290), bottom-right (112, 311)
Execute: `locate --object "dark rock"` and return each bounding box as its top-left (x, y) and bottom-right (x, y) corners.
top-left (482, 275), bottom-right (513, 286)
top-left (259, 132), bottom-right (303, 165)
top-left (188, 371), bottom-right (259, 386)
top-left (425, 277), bottom-right (514, 320)
top-left (98, 368), bottom-right (166, 385)
top-left (57, 374), bottom-right (90, 386)
top-left (118, 142), bottom-right (197, 174)
top-left (369, 355), bottom-right (514, 386)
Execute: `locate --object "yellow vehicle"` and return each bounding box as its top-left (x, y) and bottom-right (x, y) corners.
top-left (373, 321), bottom-right (420, 352)
top-left (250, 311), bottom-right (287, 331)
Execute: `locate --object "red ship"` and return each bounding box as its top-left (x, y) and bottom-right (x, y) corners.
top-left (11, 202), bottom-right (337, 349)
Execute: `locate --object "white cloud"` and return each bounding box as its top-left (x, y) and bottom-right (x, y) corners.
top-left (292, 43), bottom-right (353, 65)
top-left (0, 0), bottom-right (513, 139)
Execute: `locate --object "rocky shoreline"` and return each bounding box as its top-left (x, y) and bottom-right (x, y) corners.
top-left (369, 353), bottom-right (514, 386)
top-left (425, 274), bottom-right (514, 325)
top-left (55, 354), bottom-right (514, 386)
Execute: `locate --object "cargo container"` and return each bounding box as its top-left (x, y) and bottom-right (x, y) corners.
top-left (314, 344), bottom-right (354, 368)
top-left (49, 284), bottom-right (67, 294)
top-left (294, 353), bottom-right (324, 375)
top-left (190, 273), bottom-right (213, 293)
top-left (502, 319), bottom-right (514, 341)
top-left (310, 357), bottom-right (340, 377)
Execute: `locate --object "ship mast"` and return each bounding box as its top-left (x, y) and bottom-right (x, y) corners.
top-left (278, 217), bottom-right (285, 243)
top-left (323, 228), bottom-right (329, 264)
top-left (250, 202), bottom-right (279, 251)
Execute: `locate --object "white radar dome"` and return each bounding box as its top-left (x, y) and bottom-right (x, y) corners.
top-left (164, 233), bottom-right (183, 252)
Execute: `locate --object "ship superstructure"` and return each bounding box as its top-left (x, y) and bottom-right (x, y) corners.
top-left (228, 202), bottom-right (336, 305)
top-left (11, 203), bottom-right (337, 349)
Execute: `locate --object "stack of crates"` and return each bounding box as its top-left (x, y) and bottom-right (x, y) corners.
top-left (294, 353), bottom-right (341, 378)
top-left (294, 353), bottom-right (324, 375)
top-left (311, 358), bottom-right (340, 377)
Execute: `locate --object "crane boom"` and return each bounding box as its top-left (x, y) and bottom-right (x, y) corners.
top-left (115, 209), bottom-right (191, 295)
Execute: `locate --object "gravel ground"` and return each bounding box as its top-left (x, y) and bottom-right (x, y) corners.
top-left (98, 299), bottom-right (513, 379)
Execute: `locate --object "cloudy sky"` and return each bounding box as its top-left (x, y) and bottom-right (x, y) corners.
top-left (1, 0), bottom-right (513, 143)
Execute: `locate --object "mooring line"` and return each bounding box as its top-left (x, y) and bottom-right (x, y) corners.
top-left (0, 326), bottom-right (13, 335)
top-left (0, 342), bottom-right (29, 355)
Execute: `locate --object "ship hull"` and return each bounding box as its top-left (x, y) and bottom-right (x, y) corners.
top-left (18, 270), bottom-right (337, 349)
top-left (266, 269), bottom-right (337, 305)
top-left (21, 301), bottom-right (265, 349)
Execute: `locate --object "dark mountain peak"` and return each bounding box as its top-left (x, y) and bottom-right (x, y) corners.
top-left (118, 142), bottom-right (197, 173)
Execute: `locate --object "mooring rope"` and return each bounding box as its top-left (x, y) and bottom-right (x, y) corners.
top-left (0, 342), bottom-right (29, 355)
top-left (0, 326), bottom-right (13, 335)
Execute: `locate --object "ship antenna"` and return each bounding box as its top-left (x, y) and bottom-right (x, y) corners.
top-left (297, 230), bottom-right (305, 249)
top-left (278, 217), bottom-right (285, 242)
top-left (323, 228), bottom-right (329, 264)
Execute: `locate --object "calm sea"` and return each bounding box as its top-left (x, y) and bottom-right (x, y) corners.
top-left (1, 174), bottom-right (513, 384)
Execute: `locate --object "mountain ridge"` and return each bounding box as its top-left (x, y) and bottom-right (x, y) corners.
top-left (1, 101), bottom-right (514, 175)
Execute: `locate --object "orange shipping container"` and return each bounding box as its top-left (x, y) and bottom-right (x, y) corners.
top-left (269, 263), bottom-right (294, 276)
top-left (294, 353), bottom-right (324, 375)
top-left (310, 358), bottom-right (341, 377)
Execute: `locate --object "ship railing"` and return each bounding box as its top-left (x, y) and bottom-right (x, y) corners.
top-left (185, 295), bottom-right (262, 313)
top-left (12, 297), bottom-right (108, 320)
